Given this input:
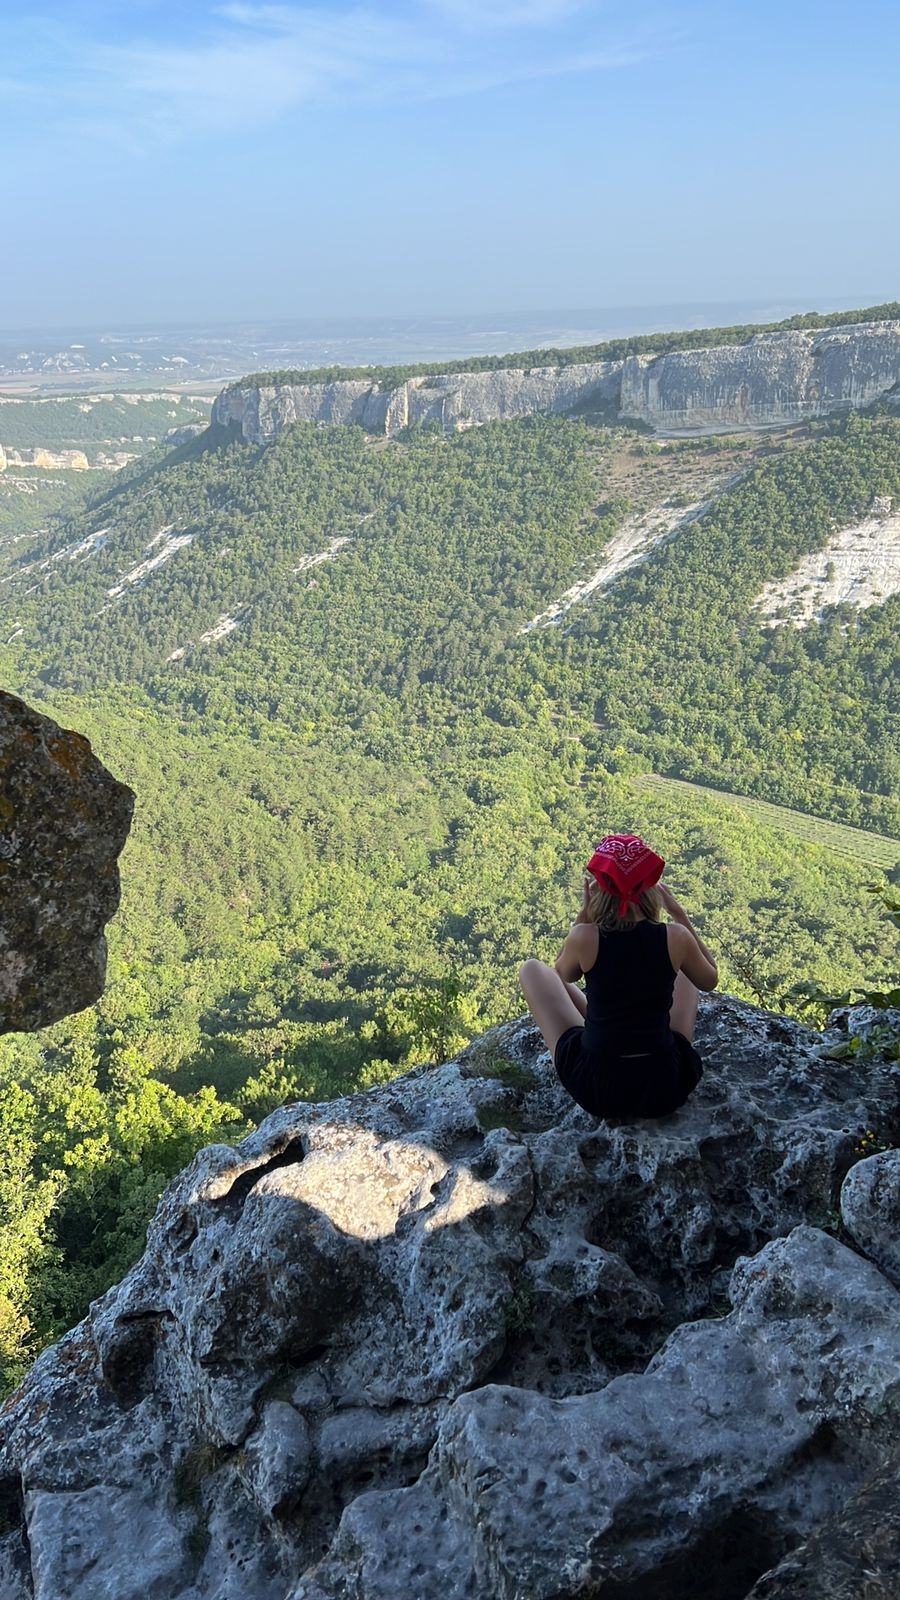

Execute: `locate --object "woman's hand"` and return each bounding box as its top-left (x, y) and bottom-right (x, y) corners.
top-left (659, 881), bottom-right (687, 921)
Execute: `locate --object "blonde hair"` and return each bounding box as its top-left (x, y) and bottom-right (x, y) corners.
top-left (585, 883), bottom-right (663, 933)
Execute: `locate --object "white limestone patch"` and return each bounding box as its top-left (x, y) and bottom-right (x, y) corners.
top-left (49, 526), bottom-right (111, 563)
top-left (198, 612), bottom-right (241, 646)
top-left (293, 535), bottom-right (352, 574)
top-left (521, 495), bottom-right (718, 634)
top-left (145, 523), bottom-right (177, 551)
top-left (167, 609), bottom-right (244, 662)
top-left (107, 530), bottom-right (193, 598)
top-left (756, 509), bottom-right (900, 626)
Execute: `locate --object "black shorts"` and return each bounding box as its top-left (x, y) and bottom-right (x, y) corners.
top-left (553, 1025), bottom-right (703, 1119)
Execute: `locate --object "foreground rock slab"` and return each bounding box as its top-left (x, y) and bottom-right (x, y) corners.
top-left (0, 691), bottom-right (134, 1032)
top-left (0, 998), bottom-right (898, 1599)
top-left (301, 1227), bottom-right (900, 1599)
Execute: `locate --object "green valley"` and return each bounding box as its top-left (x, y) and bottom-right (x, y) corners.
top-left (0, 374), bottom-right (898, 1390)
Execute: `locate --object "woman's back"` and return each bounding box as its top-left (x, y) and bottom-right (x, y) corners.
top-left (582, 920), bottom-right (675, 1058)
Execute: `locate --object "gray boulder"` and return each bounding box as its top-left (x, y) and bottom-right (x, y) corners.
top-left (0, 691), bottom-right (134, 1032)
top-left (840, 1146), bottom-right (900, 1288)
top-left (302, 1226), bottom-right (900, 1599)
top-left (747, 1447), bottom-right (900, 1599)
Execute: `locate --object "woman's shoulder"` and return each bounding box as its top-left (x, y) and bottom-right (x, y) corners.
top-left (569, 920), bottom-right (601, 970)
top-left (664, 920), bottom-right (690, 962)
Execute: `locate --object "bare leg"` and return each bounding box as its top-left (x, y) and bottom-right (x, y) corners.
top-left (519, 960), bottom-right (585, 1058)
top-left (669, 969), bottom-right (699, 1041)
top-left (564, 980), bottom-right (588, 1019)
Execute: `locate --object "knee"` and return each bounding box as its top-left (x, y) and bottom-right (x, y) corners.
top-left (518, 958), bottom-right (545, 991)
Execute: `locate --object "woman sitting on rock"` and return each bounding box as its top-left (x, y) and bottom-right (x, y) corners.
top-left (519, 834), bottom-right (717, 1118)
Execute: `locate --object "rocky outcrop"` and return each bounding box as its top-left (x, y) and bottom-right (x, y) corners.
top-left (164, 424), bottom-right (207, 448)
top-left (0, 691), bottom-right (134, 1032)
top-left (213, 321), bottom-right (900, 442)
top-left (746, 1446), bottom-right (900, 1599)
top-left (1, 995), bottom-right (898, 1599)
top-left (621, 324), bottom-right (900, 431)
top-left (213, 361), bottom-right (622, 443)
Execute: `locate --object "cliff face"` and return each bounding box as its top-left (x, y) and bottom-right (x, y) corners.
top-left (212, 322), bottom-right (900, 443)
top-left (1, 992), bottom-right (899, 1600)
top-left (621, 324), bottom-right (900, 431)
top-left (213, 360), bottom-right (622, 443)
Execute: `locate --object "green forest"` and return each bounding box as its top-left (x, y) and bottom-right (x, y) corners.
top-left (0, 394), bottom-right (209, 451)
top-left (0, 393), bottom-right (898, 1394)
top-left (0, 394), bottom-right (210, 548)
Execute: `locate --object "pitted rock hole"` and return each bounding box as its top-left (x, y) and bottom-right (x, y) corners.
top-left (597, 1506), bottom-right (787, 1600)
top-left (212, 1138), bottom-right (306, 1210)
top-left (0, 1477), bottom-right (24, 1539)
top-left (102, 1309), bottom-right (173, 1407)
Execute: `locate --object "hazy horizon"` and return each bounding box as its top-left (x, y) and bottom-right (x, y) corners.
top-left (0, 294), bottom-right (886, 343)
top-left (3, 1), bottom-right (898, 329)
top-left (3, 295), bottom-right (890, 394)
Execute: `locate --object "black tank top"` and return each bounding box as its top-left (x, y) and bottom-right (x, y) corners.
top-left (582, 920), bottom-right (676, 1057)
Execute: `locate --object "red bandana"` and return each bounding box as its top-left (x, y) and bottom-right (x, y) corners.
top-left (586, 834), bottom-right (665, 917)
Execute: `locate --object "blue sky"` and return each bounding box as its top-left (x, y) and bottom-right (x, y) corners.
top-left (2, 0), bottom-right (898, 327)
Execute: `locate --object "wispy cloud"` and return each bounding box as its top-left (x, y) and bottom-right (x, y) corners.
top-left (422, 0), bottom-right (591, 29)
top-left (4, 1), bottom-right (654, 147)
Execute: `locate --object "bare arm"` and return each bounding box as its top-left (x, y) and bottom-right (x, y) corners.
top-left (554, 923), bottom-right (597, 986)
top-left (659, 884), bottom-right (718, 990)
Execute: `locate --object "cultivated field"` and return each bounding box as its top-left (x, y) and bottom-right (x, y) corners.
top-left (633, 774), bottom-right (900, 870)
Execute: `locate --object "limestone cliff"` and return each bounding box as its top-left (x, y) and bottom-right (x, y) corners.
top-left (1, 993), bottom-right (899, 1600)
top-left (621, 324), bottom-right (900, 431)
top-left (212, 321), bottom-right (900, 443)
top-left (1, 449), bottom-right (90, 471)
top-left (212, 360), bottom-right (622, 443)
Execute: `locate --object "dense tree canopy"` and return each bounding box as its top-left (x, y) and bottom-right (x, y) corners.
top-left (0, 400), bottom-right (898, 1392)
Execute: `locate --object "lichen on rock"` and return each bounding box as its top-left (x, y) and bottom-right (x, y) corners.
top-left (0, 691), bottom-right (134, 1033)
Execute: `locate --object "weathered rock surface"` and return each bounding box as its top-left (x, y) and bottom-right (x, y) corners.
top-left (1, 996), bottom-right (898, 1599)
top-left (621, 324), bottom-right (900, 432)
top-left (212, 361), bottom-right (622, 443)
top-left (840, 1146), bottom-right (900, 1287)
top-left (746, 1447), bottom-right (900, 1598)
top-left (212, 321), bottom-right (900, 443)
top-left (164, 424), bottom-right (207, 448)
top-left (0, 691), bottom-right (134, 1032)
top-left (302, 1227), bottom-right (900, 1600)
